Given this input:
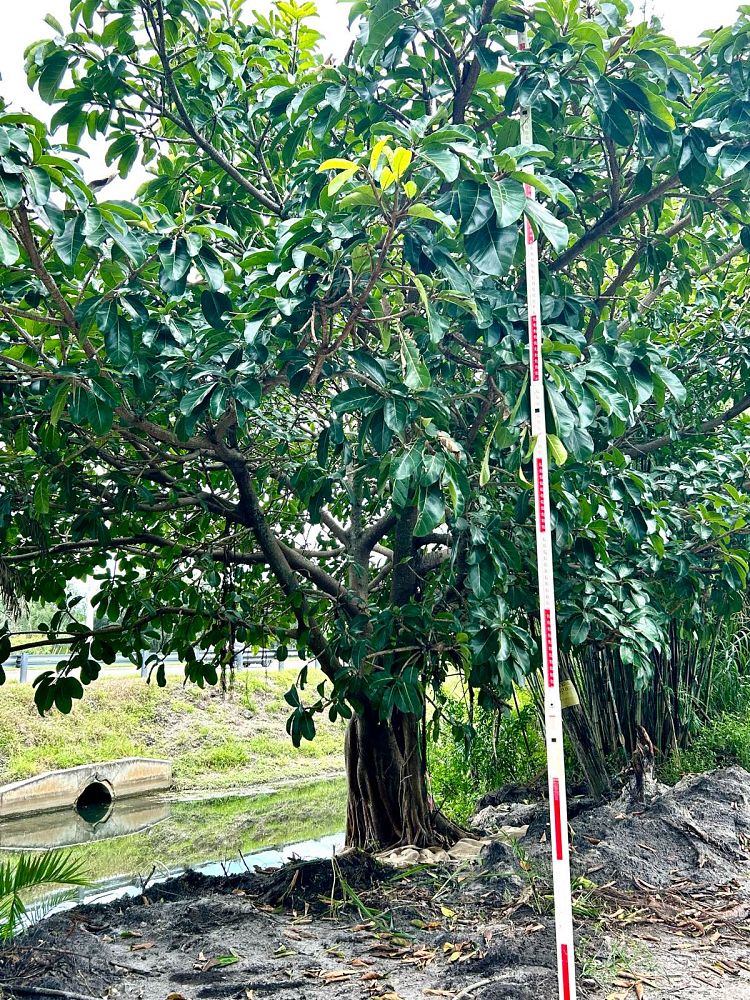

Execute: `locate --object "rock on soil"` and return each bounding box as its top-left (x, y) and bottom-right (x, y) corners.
top-left (1, 768), bottom-right (749, 1000)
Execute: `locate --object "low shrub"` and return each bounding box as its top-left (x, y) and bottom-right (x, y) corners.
top-left (428, 693), bottom-right (546, 825)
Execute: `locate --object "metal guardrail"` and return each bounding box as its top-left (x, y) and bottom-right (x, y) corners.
top-left (2, 648), bottom-right (292, 682)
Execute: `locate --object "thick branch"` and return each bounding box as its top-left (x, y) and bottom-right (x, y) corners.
top-left (622, 394), bottom-right (750, 457)
top-left (452, 0), bottom-right (495, 124)
top-left (549, 174), bottom-right (680, 273)
top-left (218, 448), bottom-right (342, 678)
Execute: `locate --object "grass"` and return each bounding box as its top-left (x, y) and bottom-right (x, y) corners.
top-left (0, 669), bottom-right (345, 791)
top-left (658, 709), bottom-right (750, 784)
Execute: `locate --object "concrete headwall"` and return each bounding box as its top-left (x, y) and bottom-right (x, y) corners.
top-left (0, 758), bottom-right (172, 818)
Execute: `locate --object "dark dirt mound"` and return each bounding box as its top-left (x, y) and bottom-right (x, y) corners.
top-left (561, 766), bottom-right (750, 889)
top-left (253, 849), bottom-right (391, 908)
top-left (474, 766), bottom-right (750, 892)
top-left (0, 848), bottom-right (562, 1000)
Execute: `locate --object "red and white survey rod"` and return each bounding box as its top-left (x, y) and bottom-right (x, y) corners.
top-left (518, 26), bottom-right (577, 1000)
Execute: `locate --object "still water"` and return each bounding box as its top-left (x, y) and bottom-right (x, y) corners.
top-left (0, 778), bottom-right (347, 912)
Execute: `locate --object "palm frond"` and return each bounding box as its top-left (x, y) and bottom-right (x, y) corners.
top-left (0, 850), bottom-right (90, 940)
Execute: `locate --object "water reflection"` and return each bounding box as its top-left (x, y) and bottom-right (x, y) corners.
top-left (0, 796), bottom-right (170, 850)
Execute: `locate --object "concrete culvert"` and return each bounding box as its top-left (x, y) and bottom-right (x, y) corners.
top-left (76, 780), bottom-right (114, 824)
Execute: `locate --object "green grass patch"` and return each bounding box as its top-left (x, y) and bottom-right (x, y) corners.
top-left (659, 710), bottom-right (750, 784)
top-left (0, 670), bottom-right (344, 791)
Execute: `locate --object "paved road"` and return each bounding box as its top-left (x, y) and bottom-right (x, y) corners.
top-left (3, 655), bottom-right (302, 684)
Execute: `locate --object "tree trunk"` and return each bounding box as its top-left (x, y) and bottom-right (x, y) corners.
top-left (344, 703), bottom-right (463, 849)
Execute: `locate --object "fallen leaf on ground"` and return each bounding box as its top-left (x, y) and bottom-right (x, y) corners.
top-left (321, 971), bottom-right (356, 984)
top-left (200, 955), bottom-right (240, 972)
top-left (130, 942), bottom-right (155, 952)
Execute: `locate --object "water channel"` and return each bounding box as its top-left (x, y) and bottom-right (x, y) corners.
top-left (0, 777), bottom-right (347, 915)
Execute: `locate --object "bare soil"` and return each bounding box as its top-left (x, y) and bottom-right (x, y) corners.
top-left (2, 768), bottom-right (748, 1000)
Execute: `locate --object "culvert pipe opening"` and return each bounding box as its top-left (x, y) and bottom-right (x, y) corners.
top-left (76, 780), bottom-right (114, 824)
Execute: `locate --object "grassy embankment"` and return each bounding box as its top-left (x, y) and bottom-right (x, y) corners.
top-left (0, 669), bottom-right (345, 790)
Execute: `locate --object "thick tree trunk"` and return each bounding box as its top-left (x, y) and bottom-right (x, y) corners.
top-left (344, 703), bottom-right (463, 849)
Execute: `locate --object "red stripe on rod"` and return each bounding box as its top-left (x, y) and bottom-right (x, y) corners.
top-left (530, 314), bottom-right (540, 381)
top-left (561, 944), bottom-right (572, 1000)
top-left (525, 218), bottom-right (535, 245)
top-left (544, 608), bottom-right (554, 687)
top-left (535, 457), bottom-right (546, 531)
top-left (553, 778), bottom-right (564, 860)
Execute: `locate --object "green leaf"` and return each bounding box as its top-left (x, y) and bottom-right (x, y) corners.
top-left (24, 167), bottom-right (52, 206)
top-left (524, 201), bottom-right (569, 253)
top-left (338, 186), bottom-right (379, 209)
top-left (158, 237), bottom-right (191, 282)
top-left (328, 166), bottom-right (358, 196)
top-left (361, 0), bottom-right (400, 60)
top-left (718, 144), bottom-right (750, 179)
top-left (331, 386), bottom-right (381, 415)
top-left (53, 216), bottom-right (85, 267)
top-left (180, 383), bottom-right (215, 418)
top-left (33, 474), bottom-right (50, 515)
top-left (653, 364), bottom-right (686, 404)
top-left (0, 224), bottom-right (20, 265)
top-left (420, 146), bottom-right (460, 182)
top-left (464, 221), bottom-right (518, 276)
top-left (201, 290), bottom-right (232, 330)
top-left (488, 179), bottom-right (526, 227)
top-left (547, 434), bottom-right (568, 466)
top-left (195, 246), bottom-right (224, 291)
top-left (38, 51), bottom-right (69, 103)
top-left (104, 314), bottom-right (134, 367)
top-left (457, 183), bottom-right (494, 236)
top-left (414, 487), bottom-right (445, 536)
top-left (401, 335), bottom-right (431, 390)
top-left (0, 171), bottom-right (23, 209)
top-left (407, 204), bottom-right (455, 230)
top-left (50, 383), bottom-right (71, 426)
top-left (613, 80), bottom-right (675, 130)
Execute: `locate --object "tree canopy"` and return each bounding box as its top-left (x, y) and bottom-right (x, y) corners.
top-left (1, 0), bottom-right (750, 845)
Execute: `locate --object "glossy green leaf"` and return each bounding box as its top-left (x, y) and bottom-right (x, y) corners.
top-left (0, 224), bottom-right (19, 264)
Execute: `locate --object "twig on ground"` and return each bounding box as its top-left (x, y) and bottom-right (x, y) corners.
top-left (6, 987), bottom-right (102, 1000)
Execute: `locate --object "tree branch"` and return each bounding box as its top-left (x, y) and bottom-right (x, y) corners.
top-left (549, 174), bottom-right (680, 273)
top-left (151, 0), bottom-right (282, 214)
top-left (622, 394), bottom-right (750, 457)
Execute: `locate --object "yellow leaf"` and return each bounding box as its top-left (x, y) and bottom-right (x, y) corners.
top-left (328, 166), bottom-right (358, 195)
top-left (369, 138), bottom-right (389, 173)
top-left (380, 166), bottom-right (395, 190)
top-left (439, 905), bottom-right (455, 918)
top-left (318, 157), bottom-right (359, 173)
top-left (389, 147), bottom-right (412, 180)
top-left (547, 433), bottom-right (567, 466)
top-left (403, 180), bottom-right (417, 198)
